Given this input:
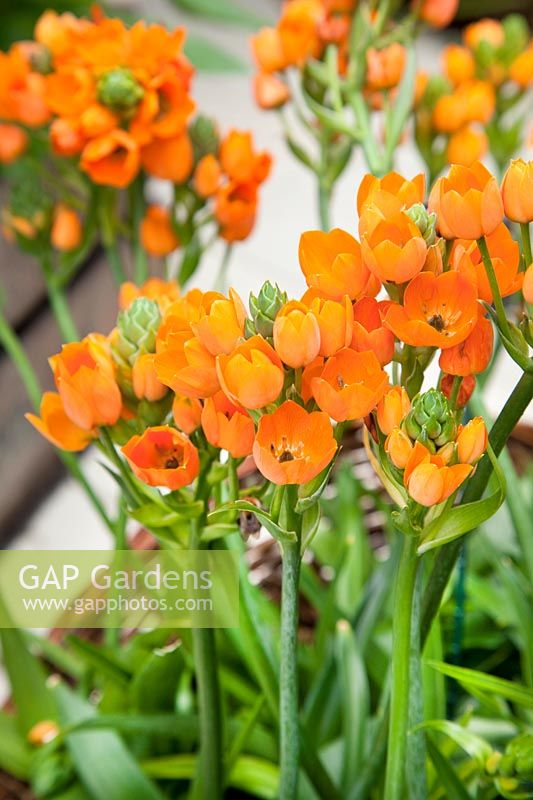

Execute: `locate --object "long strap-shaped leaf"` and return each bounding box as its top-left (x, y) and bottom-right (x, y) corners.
top-left (417, 445), bottom-right (506, 555)
top-left (53, 681), bottom-right (166, 800)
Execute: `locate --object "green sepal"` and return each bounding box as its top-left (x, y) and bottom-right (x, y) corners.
top-left (208, 501), bottom-right (297, 543)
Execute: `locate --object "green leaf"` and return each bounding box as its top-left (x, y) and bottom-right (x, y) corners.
top-left (65, 713), bottom-right (197, 742)
top-left (130, 500), bottom-right (203, 528)
top-left (184, 34), bottom-right (246, 73)
top-left (335, 620), bottom-right (369, 793)
top-left (201, 522), bottom-right (240, 542)
top-left (53, 681), bottom-right (166, 800)
top-left (297, 461), bottom-right (336, 512)
top-left (130, 642), bottom-right (184, 713)
top-left (142, 753), bottom-right (279, 799)
top-left (301, 503), bottom-right (321, 551)
top-left (426, 738), bottom-right (473, 800)
top-left (0, 711), bottom-right (32, 780)
top-left (425, 661), bottom-right (533, 710)
top-left (418, 445), bottom-right (506, 554)
top-left (414, 719), bottom-right (491, 765)
top-left (0, 605), bottom-right (56, 735)
top-left (172, 0), bottom-right (268, 28)
top-left (209, 501), bottom-right (297, 543)
top-left (65, 637), bottom-right (132, 685)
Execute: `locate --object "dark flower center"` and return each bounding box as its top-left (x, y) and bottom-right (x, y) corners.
top-left (428, 314), bottom-right (445, 331)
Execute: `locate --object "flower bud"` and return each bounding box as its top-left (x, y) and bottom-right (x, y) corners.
top-left (172, 395), bottom-right (202, 434)
top-left (385, 427), bottom-right (413, 469)
top-left (51, 204), bottom-right (82, 252)
top-left (523, 263), bottom-right (533, 304)
top-left (132, 353), bottom-right (168, 402)
top-left (114, 298), bottom-right (161, 366)
top-left (404, 389), bottom-right (457, 448)
top-left (440, 374), bottom-right (476, 408)
top-left (248, 281), bottom-right (288, 338)
top-left (97, 67), bottom-right (144, 111)
top-left (405, 203), bottom-right (437, 246)
top-left (189, 114), bottom-right (220, 162)
top-left (376, 386), bottom-right (411, 435)
top-left (407, 463), bottom-right (445, 507)
top-left (27, 720), bottom-right (59, 746)
top-left (501, 159), bottom-right (533, 224)
top-left (498, 732), bottom-right (533, 781)
top-left (456, 417), bottom-right (487, 465)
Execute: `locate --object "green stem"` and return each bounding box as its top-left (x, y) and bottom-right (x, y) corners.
top-left (318, 182), bottom-right (331, 232)
top-left (190, 478), bottom-right (223, 800)
top-left (130, 175), bottom-right (149, 285)
top-left (214, 244), bottom-right (233, 293)
top-left (477, 236), bottom-right (512, 340)
top-left (228, 456), bottom-right (240, 503)
top-left (384, 530), bottom-right (419, 800)
top-left (42, 257), bottom-right (78, 342)
top-left (99, 190), bottom-right (126, 285)
top-left (448, 375), bottom-right (462, 410)
top-left (520, 222), bottom-right (532, 267)
top-left (280, 529), bottom-right (301, 800)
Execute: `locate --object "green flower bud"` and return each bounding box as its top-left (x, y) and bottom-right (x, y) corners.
top-left (519, 315), bottom-right (533, 348)
top-left (499, 734), bottom-right (533, 779)
top-left (189, 115), bottom-right (220, 162)
top-left (248, 281), bottom-right (288, 338)
top-left (29, 44), bottom-right (53, 75)
top-left (113, 298), bottom-right (161, 367)
top-left (97, 67), bottom-right (144, 111)
top-left (405, 203), bottom-right (437, 246)
top-left (404, 389), bottom-right (457, 448)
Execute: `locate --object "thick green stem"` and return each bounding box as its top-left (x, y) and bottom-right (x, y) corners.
top-left (280, 534), bottom-right (301, 800)
top-left (448, 375), bottom-right (463, 410)
top-left (318, 182), bottom-right (331, 232)
top-left (42, 258), bottom-right (78, 342)
top-left (521, 222), bottom-right (532, 267)
top-left (477, 236), bottom-right (512, 340)
top-left (384, 531), bottom-right (419, 800)
top-left (214, 244), bottom-right (233, 293)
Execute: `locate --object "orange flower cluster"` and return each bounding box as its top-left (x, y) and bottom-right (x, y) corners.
top-left (0, 43), bottom-right (49, 163)
top-left (377, 386), bottom-right (487, 507)
top-left (25, 9), bottom-right (196, 187)
top-left (415, 15), bottom-right (532, 170)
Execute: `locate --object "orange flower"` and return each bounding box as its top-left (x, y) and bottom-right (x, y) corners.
top-left (439, 314), bottom-right (494, 376)
top-left (215, 182), bottom-right (258, 242)
top-left (501, 159), bottom-right (533, 224)
top-left (216, 335), bottom-right (284, 409)
top-left (119, 278), bottom-right (180, 312)
top-left (451, 223), bottom-right (521, 303)
top-left (251, 27), bottom-right (287, 73)
top-left (351, 297), bottom-right (395, 366)
top-left (81, 129), bottom-right (140, 187)
top-left (524, 263), bottom-right (533, 304)
top-left (357, 172), bottom-right (425, 216)
top-left (464, 18), bottom-right (504, 50)
top-left (384, 271), bottom-right (479, 349)
top-left (253, 72), bottom-right (290, 109)
top-left (456, 417), bottom-right (487, 465)
top-left (446, 126), bottom-right (487, 167)
top-left (301, 356), bottom-right (325, 403)
top-left (50, 118), bottom-right (85, 156)
top-left (428, 162), bottom-right (504, 240)
top-left (220, 130), bottom-right (271, 185)
top-left (509, 47), bottom-right (533, 88)
top-left (366, 43), bottom-right (406, 91)
top-left (132, 353), bottom-right (168, 401)
top-left (51, 204), bottom-right (82, 252)
top-left (432, 92), bottom-right (466, 134)
top-left (191, 289), bottom-right (247, 356)
top-left (419, 0), bottom-right (458, 27)
top-left (385, 427), bottom-right (413, 469)
top-left (26, 392), bottom-right (94, 452)
top-left (172, 395), bottom-right (202, 434)
top-left (155, 332), bottom-right (219, 399)
top-left (141, 132), bottom-right (193, 183)
top-left (253, 400), bottom-right (337, 486)
top-left (277, 0), bottom-right (323, 67)
top-left (311, 348), bottom-right (388, 422)
top-left (303, 291), bottom-right (353, 356)
top-left (122, 425), bottom-right (199, 490)
top-left (44, 67), bottom-right (95, 118)
top-left (404, 441), bottom-right (472, 506)
top-left (462, 80), bottom-right (495, 125)
top-left (139, 205), bottom-right (179, 257)
top-left (201, 391), bottom-right (254, 458)
top-left (442, 44), bottom-right (475, 86)
top-left (193, 154), bottom-right (221, 198)
top-left (0, 47), bottom-right (49, 127)
top-left (299, 229), bottom-right (376, 301)
top-left (49, 336), bottom-right (122, 430)
top-left (440, 373), bottom-right (476, 407)
top-left (361, 211), bottom-right (427, 284)
top-left (376, 386), bottom-right (411, 436)
top-left (273, 300), bottom-right (321, 368)
top-left (0, 124), bottom-right (27, 163)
